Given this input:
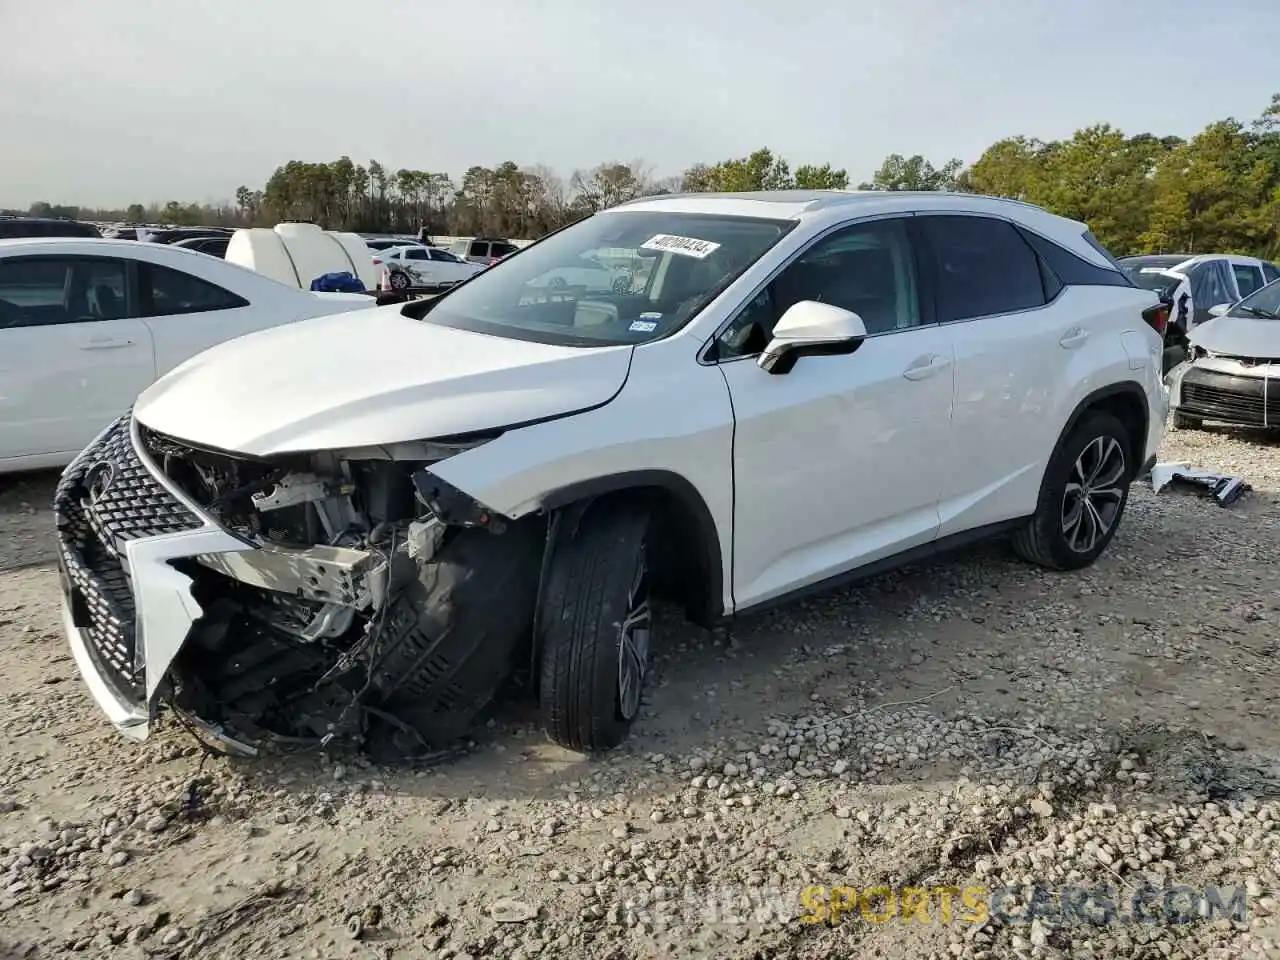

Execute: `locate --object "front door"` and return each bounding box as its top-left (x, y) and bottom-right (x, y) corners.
top-left (714, 216), bottom-right (953, 611)
top-left (0, 255), bottom-right (154, 462)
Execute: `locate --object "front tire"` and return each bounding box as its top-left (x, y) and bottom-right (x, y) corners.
top-left (537, 502), bottom-right (652, 753)
top-left (1012, 412), bottom-right (1132, 571)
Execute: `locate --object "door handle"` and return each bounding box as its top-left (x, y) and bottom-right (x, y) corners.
top-left (80, 337), bottom-right (135, 350)
top-left (902, 353), bottom-right (951, 381)
top-left (1059, 327), bottom-right (1089, 349)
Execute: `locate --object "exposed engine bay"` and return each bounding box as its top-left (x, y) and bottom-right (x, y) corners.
top-left (136, 424), bottom-right (545, 758)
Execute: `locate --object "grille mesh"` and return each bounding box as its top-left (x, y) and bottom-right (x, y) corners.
top-left (53, 416), bottom-right (202, 702)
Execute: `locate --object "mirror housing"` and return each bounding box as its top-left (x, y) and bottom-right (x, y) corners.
top-left (758, 301), bottom-right (867, 375)
top-left (1207, 303), bottom-right (1232, 318)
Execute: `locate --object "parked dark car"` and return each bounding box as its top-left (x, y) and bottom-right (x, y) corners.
top-left (141, 227), bottom-right (233, 244)
top-left (170, 235), bottom-right (230, 257)
top-left (0, 216), bottom-right (101, 239)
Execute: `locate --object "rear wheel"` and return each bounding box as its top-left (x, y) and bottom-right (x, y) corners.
top-left (1012, 413), bottom-right (1132, 571)
top-left (537, 502), bottom-right (652, 753)
top-left (388, 269), bottom-right (411, 291)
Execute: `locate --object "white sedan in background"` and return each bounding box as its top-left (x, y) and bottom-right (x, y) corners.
top-left (530, 251), bottom-right (634, 292)
top-left (374, 244), bottom-right (484, 290)
top-left (0, 238), bottom-right (378, 473)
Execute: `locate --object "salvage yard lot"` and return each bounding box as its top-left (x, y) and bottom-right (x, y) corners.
top-left (2, 427), bottom-right (1280, 960)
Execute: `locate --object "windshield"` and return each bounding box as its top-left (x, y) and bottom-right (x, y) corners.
top-left (1122, 265), bottom-right (1183, 297)
top-left (1226, 276), bottom-right (1280, 319)
top-left (412, 212), bottom-right (796, 346)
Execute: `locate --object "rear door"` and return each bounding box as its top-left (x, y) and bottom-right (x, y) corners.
top-left (0, 255), bottom-right (154, 461)
top-left (400, 246), bottom-right (438, 284)
top-left (137, 261), bottom-right (266, 375)
top-left (915, 214), bottom-right (1071, 535)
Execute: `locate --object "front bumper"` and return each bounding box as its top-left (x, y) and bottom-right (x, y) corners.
top-left (54, 415), bottom-right (251, 740)
top-left (1167, 357), bottom-right (1280, 427)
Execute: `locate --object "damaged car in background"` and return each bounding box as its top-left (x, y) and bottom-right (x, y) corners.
top-left (56, 190), bottom-right (1167, 760)
top-left (1166, 276), bottom-right (1280, 431)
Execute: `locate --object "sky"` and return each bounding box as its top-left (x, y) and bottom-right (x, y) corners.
top-left (3, 0), bottom-right (1279, 209)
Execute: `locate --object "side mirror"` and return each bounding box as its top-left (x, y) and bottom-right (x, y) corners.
top-left (758, 301), bottom-right (867, 375)
top-left (1208, 303), bottom-right (1232, 318)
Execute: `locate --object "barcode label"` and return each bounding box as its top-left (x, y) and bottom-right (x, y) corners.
top-left (640, 234), bottom-right (722, 259)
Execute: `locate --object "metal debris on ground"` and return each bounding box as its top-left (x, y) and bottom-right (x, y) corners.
top-left (1149, 462), bottom-right (1251, 506)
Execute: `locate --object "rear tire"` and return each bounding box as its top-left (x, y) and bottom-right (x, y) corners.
top-left (537, 502), bottom-right (652, 753)
top-left (388, 269), bottom-right (411, 291)
top-left (1171, 410), bottom-right (1202, 431)
top-left (1011, 412), bottom-right (1132, 571)
top-left (368, 524), bottom-right (542, 746)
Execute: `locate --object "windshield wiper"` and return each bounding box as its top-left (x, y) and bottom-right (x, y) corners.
top-left (1238, 305), bottom-right (1280, 320)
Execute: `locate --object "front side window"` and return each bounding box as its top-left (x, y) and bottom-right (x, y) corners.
top-left (0, 256), bottom-right (130, 328)
top-left (1264, 263), bottom-right (1280, 284)
top-left (468, 242), bottom-right (490, 259)
top-left (1232, 263), bottom-right (1264, 298)
top-left (716, 217), bottom-right (920, 359)
top-left (143, 263), bottom-right (248, 316)
top-left (410, 211), bottom-right (794, 346)
top-left (918, 215), bottom-right (1046, 322)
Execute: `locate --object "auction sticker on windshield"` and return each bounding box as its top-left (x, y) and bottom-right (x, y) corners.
top-left (641, 234), bottom-right (722, 259)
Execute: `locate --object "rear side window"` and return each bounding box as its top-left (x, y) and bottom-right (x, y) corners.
top-left (1017, 228), bottom-right (1132, 288)
top-left (142, 263), bottom-right (249, 316)
top-left (1233, 263), bottom-right (1264, 298)
top-left (918, 216), bottom-right (1046, 322)
top-left (468, 241), bottom-right (490, 259)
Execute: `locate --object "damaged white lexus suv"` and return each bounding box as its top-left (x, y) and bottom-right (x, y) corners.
top-left (56, 190), bottom-right (1168, 758)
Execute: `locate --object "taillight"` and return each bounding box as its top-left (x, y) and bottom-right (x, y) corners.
top-left (1142, 302), bottom-right (1170, 337)
top-left (372, 256), bottom-right (382, 265)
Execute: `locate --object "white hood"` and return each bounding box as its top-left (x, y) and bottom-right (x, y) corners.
top-left (1189, 313), bottom-right (1280, 359)
top-left (133, 305), bottom-right (633, 456)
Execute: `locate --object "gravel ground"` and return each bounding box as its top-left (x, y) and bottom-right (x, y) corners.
top-left (2, 424), bottom-right (1279, 959)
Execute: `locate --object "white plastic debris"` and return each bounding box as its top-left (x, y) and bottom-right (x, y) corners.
top-left (1150, 462), bottom-right (1250, 506)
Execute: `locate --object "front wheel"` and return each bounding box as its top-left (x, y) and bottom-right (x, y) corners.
top-left (537, 502), bottom-right (652, 753)
top-left (1011, 412), bottom-right (1132, 571)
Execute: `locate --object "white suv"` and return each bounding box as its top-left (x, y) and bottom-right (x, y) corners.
top-left (55, 191), bottom-right (1167, 757)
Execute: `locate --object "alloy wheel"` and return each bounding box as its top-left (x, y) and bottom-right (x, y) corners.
top-left (1060, 436), bottom-right (1126, 553)
top-left (616, 553), bottom-right (651, 721)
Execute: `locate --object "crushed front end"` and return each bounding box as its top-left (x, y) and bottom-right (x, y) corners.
top-left (55, 413), bottom-right (542, 756)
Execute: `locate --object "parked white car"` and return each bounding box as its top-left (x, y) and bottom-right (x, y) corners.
top-left (56, 191), bottom-right (1166, 759)
top-left (1118, 253), bottom-right (1280, 368)
top-left (531, 251), bottom-right (634, 292)
top-left (1166, 276), bottom-right (1280, 430)
top-left (0, 238), bottom-right (377, 473)
top-left (374, 244), bottom-right (484, 290)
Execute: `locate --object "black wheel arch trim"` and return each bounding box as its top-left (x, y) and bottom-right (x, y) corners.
top-left (538, 470), bottom-right (726, 626)
top-left (1051, 381), bottom-right (1151, 475)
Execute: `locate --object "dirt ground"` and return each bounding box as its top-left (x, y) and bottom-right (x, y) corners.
top-left (2, 424), bottom-right (1280, 960)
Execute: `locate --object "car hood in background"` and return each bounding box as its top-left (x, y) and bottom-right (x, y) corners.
top-left (1188, 313), bottom-right (1280, 359)
top-left (133, 306), bottom-right (633, 456)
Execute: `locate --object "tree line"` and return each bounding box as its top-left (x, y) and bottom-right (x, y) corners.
top-left (16, 93), bottom-right (1280, 259)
